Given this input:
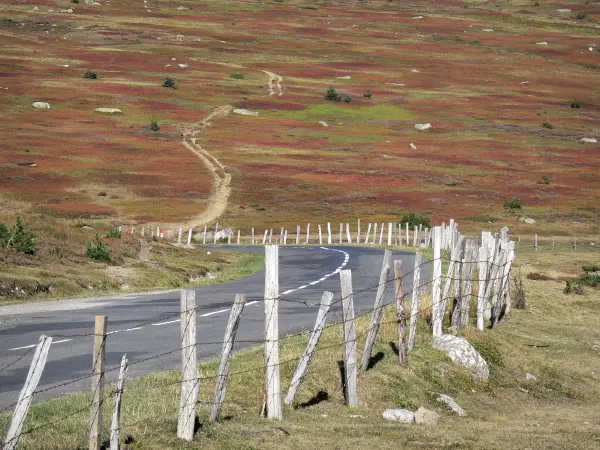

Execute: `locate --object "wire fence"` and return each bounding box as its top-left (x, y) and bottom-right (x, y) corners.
top-left (1, 227), bottom-right (517, 449)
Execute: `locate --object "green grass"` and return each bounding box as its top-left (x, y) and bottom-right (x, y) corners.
top-left (266, 104), bottom-right (414, 123)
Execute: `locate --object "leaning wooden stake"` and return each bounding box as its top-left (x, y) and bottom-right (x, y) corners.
top-left (284, 292), bottom-right (334, 406)
top-left (340, 269), bottom-right (357, 408)
top-left (394, 260), bottom-right (407, 364)
top-left (89, 316), bottom-right (107, 450)
top-left (110, 354), bottom-right (129, 450)
top-left (346, 223), bottom-right (352, 243)
top-left (432, 227), bottom-right (443, 338)
top-left (210, 294), bottom-right (247, 422)
top-left (296, 225), bottom-right (300, 245)
top-left (4, 335), bottom-right (53, 450)
top-left (177, 289), bottom-right (198, 441)
top-left (361, 250), bottom-right (392, 371)
top-left (364, 223), bottom-right (372, 244)
top-left (407, 252), bottom-right (422, 351)
top-left (318, 225), bottom-right (323, 245)
top-left (263, 245), bottom-right (282, 419)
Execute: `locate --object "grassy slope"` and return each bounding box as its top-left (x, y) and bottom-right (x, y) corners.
top-left (1, 246), bottom-right (599, 449)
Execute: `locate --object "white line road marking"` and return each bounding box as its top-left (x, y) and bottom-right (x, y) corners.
top-left (8, 344), bottom-right (36, 351)
top-left (151, 319), bottom-right (181, 326)
top-left (246, 300), bottom-right (260, 306)
top-left (52, 339), bottom-right (73, 345)
top-left (200, 309), bottom-right (230, 317)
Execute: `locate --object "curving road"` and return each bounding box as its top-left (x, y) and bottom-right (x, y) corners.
top-left (0, 246), bottom-right (428, 408)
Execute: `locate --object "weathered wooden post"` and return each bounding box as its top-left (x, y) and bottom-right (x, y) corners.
top-left (458, 240), bottom-right (476, 328)
top-left (252, 228), bottom-right (255, 245)
top-left (364, 223), bottom-right (372, 244)
top-left (408, 252), bottom-right (422, 351)
top-left (3, 335), bottom-right (53, 450)
top-left (178, 228), bottom-right (183, 245)
top-left (177, 290), bottom-right (198, 441)
top-left (228, 230), bottom-right (232, 245)
top-left (373, 223), bottom-right (378, 245)
top-left (361, 250), bottom-right (392, 371)
top-left (306, 223), bottom-right (311, 244)
top-left (327, 222), bottom-right (332, 245)
top-left (432, 227), bottom-right (443, 338)
top-left (388, 222), bottom-right (393, 246)
top-left (90, 316), bottom-right (107, 450)
top-left (110, 354), bottom-right (128, 450)
top-left (263, 245), bottom-right (281, 419)
top-left (269, 228), bottom-right (273, 243)
top-left (214, 222), bottom-right (219, 244)
top-left (405, 222), bottom-right (409, 246)
top-left (262, 230), bottom-right (268, 245)
top-left (339, 223), bottom-right (343, 244)
top-left (378, 222), bottom-right (384, 245)
top-left (339, 270), bottom-right (357, 408)
top-left (535, 234), bottom-right (538, 251)
top-left (203, 225), bottom-right (207, 245)
top-left (356, 218), bottom-right (361, 244)
top-left (346, 223), bottom-right (352, 243)
top-left (285, 292), bottom-right (334, 406)
top-left (210, 294), bottom-right (246, 422)
top-left (394, 260), bottom-right (407, 364)
top-left (283, 229), bottom-right (287, 245)
top-left (237, 230), bottom-right (241, 245)
top-left (296, 225), bottom-right (300, 245)
top-left (318, 225), bottom-right (323, 245)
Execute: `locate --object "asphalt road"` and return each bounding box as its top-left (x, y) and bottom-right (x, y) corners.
top-left (0, 245), bottom-right (428, 409)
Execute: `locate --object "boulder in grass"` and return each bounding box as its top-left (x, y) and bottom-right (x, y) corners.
top-left (94, 108), bottom-right (122, 115)
top-left (382, 408), bottom-right (415, 423)
top-left (580, 137), bottom-right (597, 144)
top-left (415, 123), bottom-right (431, 131)
top-left (32, 102), bottom-right (50, 109)
top-left (414, 407), bottom-right (440, 425)
top-left (436, 394), bottom-right (467, 417)
top-left (233, 108), bottom-right (259, 116)
top-left (433, 334), bottom-right (490, 381)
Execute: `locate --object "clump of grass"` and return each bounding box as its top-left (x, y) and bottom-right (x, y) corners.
top-left (161, 77), bottom-right (177, 89)
top-left (537, 175), bottom-right (551, 185)
top-left (503, 197), bottom-right (522, 209)
top-left (363, 90), bottom-right (372, 98)
top-left (402, 212), bottom-right (431, 228)
top-left (106, 226), bottom-right (122, 239)
top-left (542, 121), bottom-right (553, 129)
top-left (299, 4), bottom-right (318, 9)
top-left (343, 95), bottom-right (352, 103)
top-left (83, 70), bottom-right (97, 80)
top-left (230, 72), bottom-right (244, 80)
top-left (97, 191), bottom-right (107, 197)
top-left (470, 338), bottom-right (504, 368)
top-left (582, 264), bottom-right (600, 273)
top-left (575, 11), bottom-right (587, 19)
top-left (324, 85), bottom-right (342, 102)
top-left (527, 272), bottom-right (551, 281)
top-left (512, 268), bottom-right (527, 309)
top-left (570, 98), bottom-right (580, 109)
top-left (149, 119), bottom-right (160, 131)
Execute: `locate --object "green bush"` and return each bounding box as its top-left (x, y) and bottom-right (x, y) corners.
top-left (0, 217), bottom-right (36, 255)
top-left (343, 95), bottom-right (352, 103)
top-left (230, 72), bottom-right (244, 80)
top-left (575, 11), bottom-right (587, 19)
top-left (503, 197), bottom-right (522, 209)
top-left (537, 175), bottom-right (551, 185)
top-left (542, 121), bottom-right (553, 129)
top-left (0, 222), bottom-right (10, 248)
top-left (83, 70), bottom-right (97, 80)
top-left (580, 274), bottom-right (600, 288)
top-left (86, 235), bottom-right (110, 261)
top-left (582, 264), bottom-right (600, 273)
top-left (161, 77), bottom-right (177, 89)
top-left (364, 90), bottom-right (372, 98)
top-left (324, 85), bottom-right (342, 102)
top-left (570, 98), bottom-right (580, 109)
top-left (150, 119), bottom-right (160, 131)
top-left (106, 226), bottom-right (122, 239)
top-left (401, 213), bottom-right (431, 228)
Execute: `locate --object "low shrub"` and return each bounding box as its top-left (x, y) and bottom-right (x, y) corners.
top-left (582, 264), bottom-right (600, 273)
top-left (575, 11), bottom-right (587, 19)
top-left (162, 77), bottom-right (178, 89)
top-left (401, 212), bottom-right (431, 228)
top-left (542, 121), bottom-right (553, 129)
top-left (343, 95), bottom-right (352, 103)
top-left (106, 226), bottom-right (122, 239)
top-left (512, 268), bottom-right (527, 309)
top-left (0, 217), bottom-right (36, 255)
top-left (503, 197), bottom-right (522, 209)
top-left (527, 272), bottom-right (551, 281)
top-left (150, 119), bottom-right (160, 131)
top-left (83, 70), bottom-right (97, 80)
top-left (230, 72), bottom-right (244, 80)
top-left (537, 175), bottom-right (551, 185)
top-left (363, 90), bottom-right (372, 98)
top-left (86, 235), bottom-right (110, 261)
top-left (324, 85), bottom-right (342, 102)
top-left (570, 98), bottom-right (581, 109)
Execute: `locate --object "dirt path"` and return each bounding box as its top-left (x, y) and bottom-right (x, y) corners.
top-left (138, 239), bottom-right (151, 261)
top-left (181, 69), bottom-right (284, 227)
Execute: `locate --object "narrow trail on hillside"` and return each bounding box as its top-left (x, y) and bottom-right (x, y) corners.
top-left (181, 69), bottom-right (284, 228)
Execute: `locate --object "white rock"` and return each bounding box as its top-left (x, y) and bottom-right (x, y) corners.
top-left (233, 108), bottom-right (259, 116)
top-left (32, 102), bottom-right (50, 109)
top-left (536, 42), bottom-right (548, 45)
top-left (412, 16), bottom-right (424, 19)
top-left (415, 123), bottom-right (432, 130)
top-left (176, 35), bottom-right (185, 41)
top-left (207, 251), bottom-right (211, 255)
top-left (410, 69), bottom-right (420, 73)
top-left (178, 63), bottom-right (188, 68)
top-left (526, 372), bottom-right (537, 381)
top-left (521, 81), bottom-right (529, 84)
top-left (436, 394), bottom-right (467, 417)
top-left (85, 0), bottom-right (101, 4)
top-left (177, 6), bottom-right (189, 10)
top-left (414, 407), bottom-right (440, 425)
top-left (336, 75), bottom-right (351, 79)
top-left (410, 143), bottom-right (417, 149)
top-left (589, 47), bottom-right (594, 52)
top-left (580, 137), bottom-right (597, 143)
top-left (433, 334), bottom-right (490, 381)
top-left (383, 408), bottom-right (415, 423)
top-left (318, 121), bottom-right (329, 127)
top-left (556, 8), bottom-right (571, 12)
top-left (95, 107), bottom-right (122, 114)
top-left (58, 64), bottom-right (69, 67)
top-left (482, 29), bottom-right (493, 32)
top-left (171, 57), bottom-right (177, 60)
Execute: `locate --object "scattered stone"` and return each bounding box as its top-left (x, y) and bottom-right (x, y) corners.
top-left (526, 372), bottom-right (537, 381)
top-left (519, 217), bottom-right (536, 224)
top-left (176, 35), bottom-right (185, 41)
top-left (177, 6), bottom-right (189, 10)
top-left (58, 64), bottom-right (70, 67)
top-left (481, 29), bottom-right (493, 32)
top-left (94, 107), bottom-right (122, 114)
top-left (336, 75), bottom-right (351, 79)
top-left (206, 251), bottom-right (211, 255)
top-left (436, 394), bottom-right (467, 417)
top-left (178, 63), bottom-right (188, 68)
top-left (233, 108), bottom-right (259, 116)
top-left (556, 8), bottom-right (571, 12)
top-left (415, 123), bottom-right (432, 131)
top-left (414, 407), bottom-right (440, 425)
top-left (319, 121), bottom-right (329, 127)
top-left (85, 0), bottom-right (101, 4)
top-left (521, 81), bottom-right (529, 84)
top-left (589, 47), bottom-right (594, 52)
top-left (171, 57), bottom-right (177, 60)
top-left (410, 143), bottom-right (417, 149)
top-left (32, 102), bottom-right (50, 109)
top-left (580, 137), bottom-right (597, 143)
top-left (383, 408), bottom-right (415, 423)
top-left (412, 16), bottom-right (424, 19)
top-left (349, 414), bottom-right (363, 419)
top-left (410, 68), bottom-right (420, 73)
top-left (433, 334), bottom-right (490, 381)
top-left (536, 42), bottom-right (548, 45)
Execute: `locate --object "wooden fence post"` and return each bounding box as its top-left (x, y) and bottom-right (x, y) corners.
top-left (535, 234), bottom-right (538, 251)
top-left (3, 335), bottom-right (53, 450)
top-left (388, 222), bottom-right (393, 246)
top-left (279, 227), bottom-right (284, 245)
top-left (346, 223), bottom-right (352, 243)
top-left (407, 252), bottom-right (422, 352)
top-left (252, 228), bottom-right (255, 245)
top-left (264, 245), bottom-right (281, 419)
top-left (440, 235), bottom-right (466, 321)
top-left (90, 316), bottom-right (107, 450)
top-left (187, 228), bottom-right (193, 246)
top-left (327, 222), bottom-right (332, 245)
top-left (284, 292), bottom-right (334, 406)
top-left (296, 225), bottom-right (300, 245)
top-left (214, 223), bottom-right (219, 244)
top-left (284, 229), bottom-right (288, 245)
top-left (339, 223), bottom-right (343, 244)
top-left (373, 223), bottom-right (378, 245)
top-left (361, 250), bottom-right (392, 371)
top-left (432, 227), bottom-right (443, 338)
top-left (110, 354), bottom-right (128, 450)
top-left (306, 223), bottom-right (310, 244)
top-left (210, 294), bottom-right (247, 422)
top-left (318, 225), bottom-right (323, 245)
top-left (269, 228), bottom-right (273, 243)
top-left (237, 230), bottom-right (241, 245)
top-left (339, 269), bottom-right (357, 408)
top-left (378, 222), bottom-right (384, 245)
top-left (228, 230), bottom-right (232, 245)
top-left (178, 228), bottom-right (183, 245)
top-left (458, 240), bottom-right (476, 328)
top-left (364, 223), bottom-right (372, 244)
top-left (356, 218), bottom-right (361, 244)
top-left (262, 230), bottom-right (268, 245)
top-left (394, 260), bottom-right (407, 364)
top-left (202, 225), bottom-right (207, 245)
top-left (177, 290), bottom-right (198, 441)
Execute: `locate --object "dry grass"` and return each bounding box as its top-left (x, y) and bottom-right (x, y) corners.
top-left (1, 246), bottom-right (599, 449)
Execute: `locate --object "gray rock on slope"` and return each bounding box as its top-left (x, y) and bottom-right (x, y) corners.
top-left (382, 408), bottom-right (415, 423)
top-left (433, 334), bottom-right (490, 381)
top-left (436, 394), bottom-right (467, 417)
top-left (414, 407), bottom-right (440, 425)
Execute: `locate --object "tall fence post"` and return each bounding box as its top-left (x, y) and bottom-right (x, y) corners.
top-left (387, 222), bottom-right (393, 246)
top-left (269, 228), bottom-right (273, 243)
top-left (285, 292), bottom-right (334, 406)
top-left (378, 222), bottom-right (384, 245)
top-left (408, 252), bottom-right (422, 351)
top-left (327, 222), bottom-right (332, 245)
top-left (210, 294), bottom-right (247, 422)
top-left (110, 354), bottom-right (128, 450)
top-left (252, 227), bottom-right (255, 245)
top-left (339, 269), bottom-right (357, 408)
top-left (213, 222), bottom-right (219, 244)
top-left (187, 228), bottom-right (193, 246)
top-left (4, 335), bottom-right (53, 450)
top-left (339, 222), bottom-right (343, 244)
top-left (372, 223), bottom-right (378, 245)
top-left (296, 225), bottom-right (300, 245)
top-left (318, 225), bottom-right (323, 245)
top-left (394, 260), bottom-right (407, 364)
top-left (306, 223), bottom-right (310, 244)
top-left (346, 223), bottom-right (352, 244)
top-left (178, 228), bottom-right (183, 245)
top-left (405, 222), bottom-right (409, 246)
top-left (90, 316), bottom-right (107, 450)
top-left (237, 229), bottom-right (241, 245)
top-left (263, 245), bottom-right (281, 419)
top-left (262, 230), bottom-right (268, 245)
top-left (202, 225), bottom-right (207, 245)
top-left (177, 289), bottom-right (198, 441)
top-left (361, 250), bottom-right (392, 371)
top-left (364, 223), bottom-right (372, 244)
top-left (459, 240), bottom-right (476, 329)
top-left (535, 234), bottom-right (538, 251)
top-left (356, 218), bottom-right (361, 244)
top-left (432, 227), bottom-right (443, 338)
